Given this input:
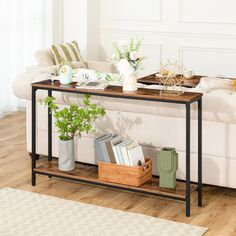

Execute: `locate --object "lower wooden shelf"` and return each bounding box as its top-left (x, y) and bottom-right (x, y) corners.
top-left (34, 160), bottom-right (197, 201)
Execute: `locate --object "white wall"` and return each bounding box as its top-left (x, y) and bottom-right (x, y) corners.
top-left (63, 0), bottom-right (88, 57)
top-left (100, 0), bottom-right (236, 77)
top-left (63, 0), bottom-right (236, 77)
top-left (62, 0), bottom-right (101, 60)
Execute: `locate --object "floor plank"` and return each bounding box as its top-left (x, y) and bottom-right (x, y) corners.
top-left (0, 111), bottom-right (236, 235)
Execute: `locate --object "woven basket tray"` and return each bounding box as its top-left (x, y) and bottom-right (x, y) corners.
top-left (98, 158), bottom-right (152, 187)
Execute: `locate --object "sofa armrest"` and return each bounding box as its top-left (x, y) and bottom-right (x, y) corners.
top-left (86, 60), bottom-right (116, 73)
top-left (13, 67), bottom-right (56, 100)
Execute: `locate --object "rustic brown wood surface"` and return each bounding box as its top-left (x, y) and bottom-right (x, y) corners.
top-left (32, 80), bottom-right (203, 103)
top-left (1, 111), bottom-right (236, 235)
top-left (35, 159), bottom-right (193, 199)
top-left (137, 73), bottom-right (202, 88)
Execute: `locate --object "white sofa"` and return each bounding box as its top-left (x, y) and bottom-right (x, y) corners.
top-left (13, 51), bottom-right (236, 189)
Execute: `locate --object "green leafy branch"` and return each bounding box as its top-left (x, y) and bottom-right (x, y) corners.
top-left (42, 95), bottom-right (105, 141)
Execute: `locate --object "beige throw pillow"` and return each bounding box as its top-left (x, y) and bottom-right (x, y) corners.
top-left (34, 49), bottom-right (55, 66)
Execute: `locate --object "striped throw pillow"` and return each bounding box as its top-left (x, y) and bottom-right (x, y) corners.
top-left (51, 41), bottom-right (87, 67)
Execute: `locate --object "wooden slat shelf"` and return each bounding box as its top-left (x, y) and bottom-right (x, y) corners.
top-left (34, 160), bottom-right (197, 200)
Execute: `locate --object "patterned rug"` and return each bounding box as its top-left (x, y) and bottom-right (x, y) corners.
top-left (0, 188), bottom-right (207, 236)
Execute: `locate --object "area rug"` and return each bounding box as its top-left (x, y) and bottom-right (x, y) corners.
top-left (0, 188), bottom-right (207, 236)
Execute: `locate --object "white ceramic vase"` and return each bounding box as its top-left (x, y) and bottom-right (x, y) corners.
top-left (123, 73), bottom-right (137, 92)
top-left (58, 139), bottom-right (75, 171)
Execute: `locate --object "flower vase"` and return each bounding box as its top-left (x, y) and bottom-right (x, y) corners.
top-left (123, 73), bottom-right (137, 92)
top-left (58, 139), bottom-right (75, 171)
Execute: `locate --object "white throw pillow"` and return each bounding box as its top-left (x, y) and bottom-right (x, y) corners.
top-left (34, 49), bottom-right (55, 66)
top-left (197, 77), bottom-right (234, 91)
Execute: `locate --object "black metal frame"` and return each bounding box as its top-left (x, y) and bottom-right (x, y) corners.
top-left (31, 84), bottom-right (202, 217)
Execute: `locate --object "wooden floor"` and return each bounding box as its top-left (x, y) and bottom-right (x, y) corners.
top-left (0, 111), bottom-right (236, 236)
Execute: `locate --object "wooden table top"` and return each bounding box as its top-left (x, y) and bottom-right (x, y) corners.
top-left (138, 73), bottom-right (202, 88)
top-left (32, 80), bottom-right (203, 104)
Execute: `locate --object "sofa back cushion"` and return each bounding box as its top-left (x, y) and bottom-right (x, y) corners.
top-left (51, 41), bottom-right (86, 67)
top-left (34, 49), bottom-right (55, 66)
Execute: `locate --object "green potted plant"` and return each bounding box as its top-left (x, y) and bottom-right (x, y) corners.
top-left (43, 95), bottom-right (105, 171)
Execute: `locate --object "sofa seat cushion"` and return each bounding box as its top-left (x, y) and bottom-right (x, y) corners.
top-left (202, 89), bottom-right (236, 123)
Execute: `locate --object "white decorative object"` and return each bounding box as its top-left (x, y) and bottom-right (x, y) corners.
top-left (184, 69), bottom-right (194, 79)
top-left (110, 38), bottom-right (145, 92)
top-left (59, 65), bottom-right (73, 85)
top-left (0, 188), bottom-right (208, 236)
top-left (58, 139), bottom-right (75, 171)
top-left (123, 73), bottom-right (137, 92)
top-left (117, 59), bottom-right (135, 76)
top-left (158, 61), bottom-right (185, 96)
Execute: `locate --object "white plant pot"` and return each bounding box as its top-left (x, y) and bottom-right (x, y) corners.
top-left (58, 139), bottom-right (75, 171)
top-left (123, 73), bottom-right (137, 92)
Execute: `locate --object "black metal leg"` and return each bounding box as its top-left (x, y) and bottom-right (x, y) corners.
top-left (31, 87), bottom-right (37, 186)
top-left (198, 99), bottom-right (202, 207)
top-left (186, 103), bottom-right (191, 217)
top-left (48, 90), bottom-right (52, 161)
top-left (29, 153), bottom-right (40, 160)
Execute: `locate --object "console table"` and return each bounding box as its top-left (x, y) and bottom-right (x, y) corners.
top-left (31, 80), bottom-right (203, 217)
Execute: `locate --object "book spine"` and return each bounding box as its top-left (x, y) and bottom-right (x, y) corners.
top-left (115, 145), bottom-right (124, 165)
top-left (95, 140), bottom-right (103, 163)
top-left (101, 142), bottom-right (111, 163)
top-left (112, 146), bottom-right (120, 165)
top-left (105, 142), bottom-right (116, 164)
top-left (120, 146), bottom-right (131, 166)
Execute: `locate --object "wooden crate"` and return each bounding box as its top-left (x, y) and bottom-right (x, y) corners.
top-left (98, 158), bottom-right (152, 187)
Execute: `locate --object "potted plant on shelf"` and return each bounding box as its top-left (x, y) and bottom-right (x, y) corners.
top-left (43, 95), bottom-right (105, 171)
top-left (110, 37), bottom-right (145, 92)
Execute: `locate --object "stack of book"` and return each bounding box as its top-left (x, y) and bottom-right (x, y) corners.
top-left (95, 134), bottom-right (145, 167)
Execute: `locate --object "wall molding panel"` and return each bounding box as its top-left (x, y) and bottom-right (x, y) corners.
top-left (112, 0), bottom-right (161, 23)
top-left (178, 0), bottom-right (236, 25)
top-left (140, 44), bottom-right (162, 74)
top-left (101, 28), bottom-right (236, 40)
top-left (178, 46), bottom-right (236, 76)
top-left (178, 46), bottom-right (236, 63)
top-left (99, 0), bottom-right (236, 76)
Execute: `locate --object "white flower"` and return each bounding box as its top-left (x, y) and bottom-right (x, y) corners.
top-left (130, 51), bottom-right (140, 61)
top-left (117, 59), bottom-right (134, 76)
top-left (118, 40), bottom-right (128, 47)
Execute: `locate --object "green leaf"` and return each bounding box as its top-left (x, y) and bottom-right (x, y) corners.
top-left (42, 95), bottom-right (105, 140)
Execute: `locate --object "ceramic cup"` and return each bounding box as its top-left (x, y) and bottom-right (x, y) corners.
top-left (184, 69), bottom-right (194, 79)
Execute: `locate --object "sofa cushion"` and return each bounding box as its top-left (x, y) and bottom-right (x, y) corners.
top-left (86, 61), bottom-right (116, 73)
top-left (75, 68), bottom-right (122, 82)
top-left (59, 58), bottom-right (87, 70)
top-left (34, 49), bottom-right (55, 66)
top-left (51, 41), bottom-right (86, 67)
top-left (197, 77), bottom-right (234, 91)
